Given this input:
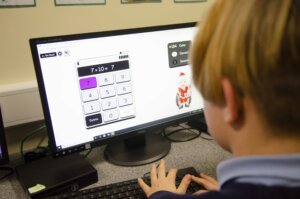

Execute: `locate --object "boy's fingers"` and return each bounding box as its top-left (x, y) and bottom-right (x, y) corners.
top-left (151, 164), bottom-right (158, 183)
top-left (158, 159), bottom-right (166, 178)
top-left (138, 178), bottom-right (150, 197)
top-left (191, 176), bottom-right (218, 190)
top-left (167, 168), bottom-right (177, 182)
top-left (200, 173), bottom-right (218, 184)
top-left (193, 189), bottom-right (208, 195)
top-left (177, 174), bottom-right (192, 193)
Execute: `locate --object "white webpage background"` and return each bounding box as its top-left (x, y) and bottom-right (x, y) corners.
top-left (37, 27), bottom-right (204, 149)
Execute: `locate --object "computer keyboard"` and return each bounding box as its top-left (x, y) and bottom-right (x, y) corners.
top-left (44, 167), bottom-right (204, 199)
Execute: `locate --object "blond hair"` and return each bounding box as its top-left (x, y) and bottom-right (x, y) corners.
top-left (192, 0), bottom-right (300, 133)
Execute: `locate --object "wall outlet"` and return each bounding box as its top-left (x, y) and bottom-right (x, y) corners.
top-left (0, 81), bottom-right (44, 127)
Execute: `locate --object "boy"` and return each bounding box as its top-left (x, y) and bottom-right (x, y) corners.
top-left (138, 0), bottom-right (300, 198)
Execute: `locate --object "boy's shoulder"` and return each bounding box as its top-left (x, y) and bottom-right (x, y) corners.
top-left (149, 182), bottom-right (300, 199)
top-left (204, 182), bottom-right (300, 199)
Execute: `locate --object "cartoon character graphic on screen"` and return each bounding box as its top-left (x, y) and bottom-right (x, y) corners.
top-left (176, 72), bottom-right (192, 109)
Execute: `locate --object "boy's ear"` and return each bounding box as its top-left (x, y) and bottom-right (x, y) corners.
top-left (222, 78), bottom-right (241, 125)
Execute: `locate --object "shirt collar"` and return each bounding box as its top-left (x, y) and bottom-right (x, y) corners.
top-left (217, 153), bottom-right (300, 188)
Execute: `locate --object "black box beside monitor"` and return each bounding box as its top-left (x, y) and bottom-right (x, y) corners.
top-left (16, 154), bottom-right (98, 199)
top-left (0, 106), bottom-right (9, 165)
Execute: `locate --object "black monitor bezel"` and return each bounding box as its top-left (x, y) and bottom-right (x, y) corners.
top-left (30, 22), bottom-right (202, 157)
top-left (0, 106), bottom-right (9, 165)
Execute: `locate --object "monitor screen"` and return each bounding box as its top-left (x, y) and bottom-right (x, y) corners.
top-left (30, 22), bottom-right (204, 163)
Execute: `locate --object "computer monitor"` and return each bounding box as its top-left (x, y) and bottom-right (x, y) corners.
top-left (0, 106), bottom-right (9, 165)
top-left (30, 22), bottom-right (204, 166)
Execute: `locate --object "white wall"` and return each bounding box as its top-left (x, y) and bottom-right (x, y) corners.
top-left (0, 0), bottom-right (214, 85)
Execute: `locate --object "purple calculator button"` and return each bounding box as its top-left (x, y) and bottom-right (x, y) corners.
top-left (79, 77), bottom-right (97, 90)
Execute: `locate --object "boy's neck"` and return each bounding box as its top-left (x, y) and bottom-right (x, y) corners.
top-left (231, 129), bottom-right (300, 156)
top-left (230, 97), bottom-right (300, 156)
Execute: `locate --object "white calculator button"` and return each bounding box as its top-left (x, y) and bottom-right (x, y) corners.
top-left (98, 74), bottom-right (114, 87)
top-left (118, 94), bottom-right (133, 107)
top-left (119, 105), bottom-right (135, 118)
top-left (83, 101), bottom-right (101, 115)
top-left (117, 82), bottom-right (132, 95)
top-left (99, 86), bottom-right (116, 99)
top-left (115, 71), bottom-right (131, 83)
top-left (81, 89), bottom-right (99, 102)
top-left (102, 98), bottom-right (117, 111)
top-left (103, 109), bottom-right (119, 122)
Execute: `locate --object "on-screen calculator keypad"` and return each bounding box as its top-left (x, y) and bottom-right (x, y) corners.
top-left (77, 56), bottom-right (135, 129)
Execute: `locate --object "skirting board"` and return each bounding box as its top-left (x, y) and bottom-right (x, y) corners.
top-left (0, 81), bottom-right (43, 127)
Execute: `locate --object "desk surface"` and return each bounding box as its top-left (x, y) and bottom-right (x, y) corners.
top-left (0, 130), bottom-right (231, 199)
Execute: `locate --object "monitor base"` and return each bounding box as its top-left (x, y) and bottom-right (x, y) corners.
top-left (104, 132), bottom-right (171, 166)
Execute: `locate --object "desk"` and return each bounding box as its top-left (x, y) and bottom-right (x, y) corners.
top-left (0, 130), bottom-right (231, 199)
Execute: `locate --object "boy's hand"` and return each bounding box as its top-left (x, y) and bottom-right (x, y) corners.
top-left (191, 173), bottom-right (219, 195)
top-left (138, 159), bottom-right (192, 198)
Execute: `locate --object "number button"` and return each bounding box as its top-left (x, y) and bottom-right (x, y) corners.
top-left (102, 98), bottom-right (117, 111)
top-left (98, 74), bottom-right (114, 86)
top-left (79, 77), bottom-right (97, 90)
top-left (115, 71), bottom-right (131, 83)
top-left (99, 86), bottom-right (116, 99)
top-left (117, 82), bottom-right (132, 95)
top-left (81, 89), bottom-right (99, 102)
top-left (103, 109), bottom-right (119, 122)
top-left (83, 101), bottom-right (101, 115)
top-left (118, 94), bottom-right (133, 107)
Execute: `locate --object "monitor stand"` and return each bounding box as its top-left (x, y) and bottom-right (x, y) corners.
top-left (104, 131), bottom-right (171, 166)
